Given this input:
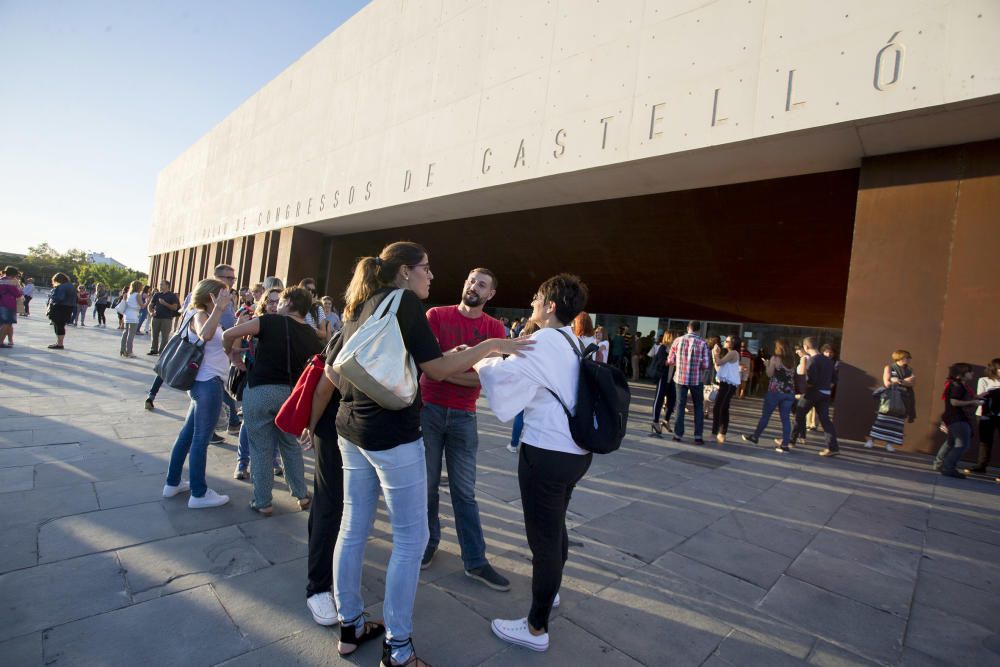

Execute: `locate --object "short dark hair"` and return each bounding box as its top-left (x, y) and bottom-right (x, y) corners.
top-left (3, 265), bottom-right (19, 277)
top-left (160, 279), bottom-right (171, 287)
top-left (688, 321), bottom-right (701, 332)
top-left (536, 273), bottom-right (588, 326)
top-left (52, 272), bottom-right (70, 284)
top-left (803, 336), bottom-right (818, 350)
top-left (282, 286), bottom-right (313, 317)
top-left (470, 267), bottom-right (497, 290)
top-left (987, 358), bottom-right (1000, 380)
top-left (299, 277), bottom-right (317, 289)
top-left (948, 362), bottom-right (973, 379)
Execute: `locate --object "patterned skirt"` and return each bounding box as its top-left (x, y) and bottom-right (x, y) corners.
top-left (869, 414), bottom-right (905, 445)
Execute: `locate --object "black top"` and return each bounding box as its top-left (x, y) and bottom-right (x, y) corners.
top-left (51, 282), bottom-right (77, 306)
top-left (247, 314), bottom-right (322, 389)
top-left (150, 291), bottom-right (179, 319)
top-left (327, 288), bottom-right (443, 451)
top-left (806, 353), bottom-right (836, 392)
top-left (942, 380), bottom-right (973, 425)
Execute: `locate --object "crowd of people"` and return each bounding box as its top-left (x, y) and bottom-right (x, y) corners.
top-left (1, 253), bottom-right (999, 663)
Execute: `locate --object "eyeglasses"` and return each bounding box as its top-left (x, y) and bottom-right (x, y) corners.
top-left (407, 263), bottom-right (431, 273)
top-left (219, 274), bottom-right (236, 281)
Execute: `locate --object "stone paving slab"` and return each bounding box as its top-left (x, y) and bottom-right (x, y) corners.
top-left (3, 315), bottom-right (1000, 665)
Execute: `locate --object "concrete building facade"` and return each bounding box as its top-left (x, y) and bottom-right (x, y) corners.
top-left (148, 0), bottom-right (1000, 455)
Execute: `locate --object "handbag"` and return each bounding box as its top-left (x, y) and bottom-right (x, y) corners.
top-left (276, 331), bottom-right (339, 435)
top-left (114, 297), bottom-right (129, 316)
top-left (332, 289), bottom-right (418, 410)
top-left (704, 384), bottom-right (719, 402)
top-left (154, 313), bottom-right (205, 391)
top-left (878, 385), bottom-right (907, 418)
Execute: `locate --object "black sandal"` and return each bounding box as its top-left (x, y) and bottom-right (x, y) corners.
top-left (338, 613), bottom-right (385, 656)
top-left (381, 639), bottom-right (431, 667)
top-left (650, 422), bottom-right (663, 437)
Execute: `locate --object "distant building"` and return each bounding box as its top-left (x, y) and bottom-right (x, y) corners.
top-left (86, 252), bottom-right (128, 269)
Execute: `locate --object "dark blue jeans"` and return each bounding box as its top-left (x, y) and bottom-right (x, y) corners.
top-left (674, 382), bottom-right (704, 439)
top-left (935, 421), bottom-right (971, 473)
top-left (166, 377), bottom-right (224, 498)
top-left (753, 391), bottom-right (796, 445)
top-left (421, 403), bottom-right (487, 570)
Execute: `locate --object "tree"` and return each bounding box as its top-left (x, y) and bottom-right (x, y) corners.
top-left (75, 263), bottom-right (147, 290)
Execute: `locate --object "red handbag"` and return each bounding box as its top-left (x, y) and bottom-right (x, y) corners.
top-left (275, 354), bottom-right (325, 436)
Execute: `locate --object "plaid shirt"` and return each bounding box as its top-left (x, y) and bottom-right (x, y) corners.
top-left (667, 333), bottom-right (711, 385)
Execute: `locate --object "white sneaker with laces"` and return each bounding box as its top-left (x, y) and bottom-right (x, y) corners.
top-left (491, 618), bottom-right (549, 652)
top-left (306, 592), bottom-right (338, 626)
top-left (885, 443), bottom-right (895, 453)
top-left (187, 488), bottom-right (230, 509)
top-left (162, 481), bottom-right (191, 498)
top-left (864, 439), bottom-right (874, 449)
top-left (552, 592), bottom-right (560, 608)
top-left (506, 444), bottom-right (519, 453)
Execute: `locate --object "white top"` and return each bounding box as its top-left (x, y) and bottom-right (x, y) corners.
top-left (304, 307), bottom-right (327, 330)
top-left (22, 284), bottom-right (34, 297)
top-left (717, 357), bottom-right (741, 385)
top-left (977, 377), bottom-right (1000, 417)
top-left (124, 293), bottom-right (142, 323)
top-left (596, 340), bottom-right (609, 364)
top-left (475, 326), bottom-right (587, 456)
top-left (180, 310), bottom-right (230, 382)
top-left (579, 335), bottom-right (596, 354)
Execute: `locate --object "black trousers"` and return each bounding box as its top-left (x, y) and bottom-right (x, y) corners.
top-left (792, 389), bottom-right (839, 450)
top-left (977, 418), bottom-right (999, 468)
top-left (711, 382), bottom-right (738, 435)
top-left (518, 444), bottom-right (592, 632)
top-left (23, 295), bottom-right (31, 315)
top-left (652, 374), bottom-right (676, 424)
top-left (306, 432), bottom-right (345, 598)
top-left (96, 303), bottom-right (109, 325)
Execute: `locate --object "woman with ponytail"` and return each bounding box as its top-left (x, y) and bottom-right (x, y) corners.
top-left (933, 362), bottom-right (983, 478)
top-left (302, 241), bottom-right (532, 666)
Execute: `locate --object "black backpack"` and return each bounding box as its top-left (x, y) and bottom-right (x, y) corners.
top-left (546, 328), bottom-right (631, 454)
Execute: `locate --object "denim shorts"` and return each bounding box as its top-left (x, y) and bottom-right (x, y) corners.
top-left (0, 306), bottom-right (16, 325)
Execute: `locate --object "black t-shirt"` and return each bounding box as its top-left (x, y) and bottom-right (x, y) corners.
top-left (247, 314), bottom-right (322, 388)
top-left (150, 291), bottom-right (179, 319)
top-left (942, 380), bottom-right (973, 425)
top-left (327, 288), bottom-right (442, 451)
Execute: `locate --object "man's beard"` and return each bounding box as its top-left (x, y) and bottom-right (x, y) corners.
top-left (462, 290), bottom-right (483, 307)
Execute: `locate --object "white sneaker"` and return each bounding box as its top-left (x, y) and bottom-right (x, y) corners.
top-left (306, 592), bottom-right (338, 626)
top-left (162, 481), bottom-right (191, 498)
top-left (491, 618), bottom-right (548, 652)
top-left (864, 439), bottom-right (874, 449)
top-left (506, 444), bottom-right (519, 453)
top-left (885, 443), bottom-right (895, 453)
top-left (187, 488), bottom-right (230, 509)
top-left (552, 592), bottom-right (560, 608)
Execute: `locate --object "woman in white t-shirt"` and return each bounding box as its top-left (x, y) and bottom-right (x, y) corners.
top-left (593, 326), bottom-right (610, 364)
top-left (162, 279), bottom-right (233, 509)
top-left (711, 335), bottom-right (742, 444)
top-left (970, 358), bottom-right (1000, 473)
top-left (119, 280), bottom-right (147, 358)
top-left (475, 273), bottom-right (590, 654)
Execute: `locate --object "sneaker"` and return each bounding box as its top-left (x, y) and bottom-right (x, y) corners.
top-left (465, 563), bottom-right (511, 591)
top-left (818, 448), bottom-right (839, 457)
top-left (774, 446), bottom-right (788, 454)
top-left (741, 434), bottom-right (758, 444)
top-left (209, 432), bottom-right (225, 444)
top-left (306, 592), bottom-right (338, 626)
top-left (227, 423), bottom-right (242, 435)
top-left (490, 617), bottom-right (549, 652)
top-left (188, 488), bottom-right (230, 509)
top-left (885, 443), bottom-right (896, 453)
top-left (420, 546), bottom-right (436, 570)
top-left (233, 465), bottom-right (248, 480)
top-left (864, 439), bottom-right (874, 449)
top-left (144, 398), bottom-right (154, 411)
top-left (162, 480), bottom-right (191, 498)
top-left (506, 443), bottom-right (519, 453)
top-left (274, 466), bottom-right (284, 477)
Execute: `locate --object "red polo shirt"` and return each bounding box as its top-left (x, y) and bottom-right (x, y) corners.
top-left (419, 305), bottom-right (506, 412)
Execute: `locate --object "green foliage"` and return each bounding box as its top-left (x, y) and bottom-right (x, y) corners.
top-left (75, 263), bottom-right (147, 291)
top-left (0, 246), bottom-right (146, 288)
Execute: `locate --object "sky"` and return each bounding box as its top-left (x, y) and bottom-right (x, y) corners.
top-left (0, 0), bottom-right (370, 271)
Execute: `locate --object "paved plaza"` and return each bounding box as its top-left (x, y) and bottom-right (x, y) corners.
top-left (1, 315), bottom-right (999, 666)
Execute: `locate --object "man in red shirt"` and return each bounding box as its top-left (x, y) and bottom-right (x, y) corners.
top-left (420, 268), bottom-right (511, 591)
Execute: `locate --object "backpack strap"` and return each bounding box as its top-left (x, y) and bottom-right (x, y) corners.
top-left (545, 328), bottom-right (584, 417)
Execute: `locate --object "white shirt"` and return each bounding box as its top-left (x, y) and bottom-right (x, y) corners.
top-left (180, 310), bottom-right (230, 382)
top-left (304, 307), bottom-right (327, 330)
top-left (977, 377), bottom-right (1000, 417)
top-left (476, 326), bottom-right (587, 456)
top-left (22, 284), bottom-right (34, 297)
top-left (717, 356), bottom-right (742, 385)
top-left (124, 293), bottom-right (142, 323)
top-left (596, 340), bottom-right (609, 364)
top-left (579, 335), bottom-right (596, 354)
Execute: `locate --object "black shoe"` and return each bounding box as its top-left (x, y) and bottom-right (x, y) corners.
top-left (420, 546), bottom-right (435, 570)
top-left (209, 432), bottom-right (225, 444)
top-left (774, 446), bottom-right (789, 453)
top-left (338, 614), bottom-right (385, 656)
top-left (741, 434), bottom-right (759, 444)
top-left (693, 438), bottom-right (705, 446)
top-left (465, 563), bottom-right (511, 591)
top-left (147, 351), bottom-right (159, 356)
top-left (672, 435), bottom-right (682, 442)
top-left (381, 638), bottom-right (428, 667)
top-left (144, 398), bottom-right (154, 411)
top-left (967, 466), bottom-right (987, 474)
top-left (941, 469), bottom-right (967, 479)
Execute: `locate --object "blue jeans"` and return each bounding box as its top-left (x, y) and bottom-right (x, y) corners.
top-left (674, 382), bottom-right (704, 438)
top-left (510, 411), bottom-right (525, 448)
top-left (935, 421), bottom-right (971, 473)
top-left (421, 403), bottom-right (487, 570)
top-left (166, 377), bottom-right (223, 498)
top-left (148, 374), bottom-right (163, 401)
top-left (222, 390), bottom-right (240, 427)
top-left (335, 437), bottom-right (428, 664)
top-left (753, 391), bottom-right (796, 445)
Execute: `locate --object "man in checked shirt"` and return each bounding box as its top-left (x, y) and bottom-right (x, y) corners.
top-left (667, 320), bottom-right (711, 445)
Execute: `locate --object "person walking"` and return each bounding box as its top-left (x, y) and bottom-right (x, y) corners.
top-left (668, 321), bottom-right (711, 445)
top-left (119, 280), bottom-right (146, 358)
top-left (475, 273), bottom-right (589, 654)
top-left (47, 273), bottom-right (76, 349)
top-left (146, 280), bottom-right (180, 355)
top-left (968, 359), bottom-right (1000, 474)
top-left (93, 283), bottom-right (110, 327)
top-left (21, 277), bottom-right (34, 316)
top-left (650, 331), bottom-right (676, 436)
top-left (865, 350), bottom-right (916, 453)
top-left (223, 287), bottom-right (320, 515)
top-left (323, 242), bottom-right (531, 666)
top-left (162, 279), bottom-right (233, 509)
top-left (419, 268), bottom-right (511, 591)
top-left (933, 363), bottom-right (983, 478)
top-left (74, 284), bottom-right (90, 326)
top-left (742, 338), bottom-right (797, 451)
top-left (0, 266), bottom-right (22, 348)
top-left (711, 334), bottom-right (741, 444)
top-left (789, 337), bottom-right (840, 456)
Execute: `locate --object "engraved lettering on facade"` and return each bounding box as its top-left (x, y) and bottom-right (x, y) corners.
top-left (365, 181), bottom-right (373, 201)
top-left (600, 116), bottom-right (613, 149)
top-left (403, 169), bottom-right (413, 192)
top-left (426, 162), bottom-right (435, 187)
top-left (481, 148), bottom-right (492, 174)
top-left (785, 70), bottom-right (805, 111)
top-left (874, 32), bottom-right (904, 91)
top-left (319, 194), bottom-right (326, 212)
top-left (649, 103), bottom-right (665, 139)
top-left (711, 88), bottom-right (728, 126)
top-left (553, 129), bottom-right (566, 158)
